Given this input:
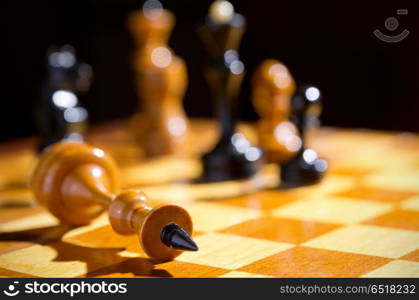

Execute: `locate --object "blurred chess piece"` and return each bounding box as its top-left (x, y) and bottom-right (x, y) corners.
top-left (36, 45), bottom-right (92, 153)
top-left (280, 85), bottom-right (328, 188)
top-left (31, 141), bottom-right (198, 261)
top-left (252, 59), bottom-right (301, 164)
top-left (127, 0), bottom-right (190, 157)
top-left (197, 0), bottom-right (263, 182)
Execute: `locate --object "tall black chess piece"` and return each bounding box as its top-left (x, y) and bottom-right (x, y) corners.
top-left (280, 85), bottom-right (328, 188)
top-left (36, 45), bottom-right (93, 153)
top-left (197, 0), bottom-right (263, 182)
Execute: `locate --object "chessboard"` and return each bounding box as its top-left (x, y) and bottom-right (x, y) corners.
top-left (0, 119), bottom-right (418, 278)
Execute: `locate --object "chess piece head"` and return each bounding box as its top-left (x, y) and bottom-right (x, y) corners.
top-left (46, 45), bottom-right (93, 93)
top-left (127, 2), bottom-right (174, 46)
top-left (31, 142), bottom-right (196, 260)
top-left (198, 0), bottom-right (246, 60)
top-left (31, 142), bottom-right (119, 225)
top-left (252, 59), bottom-right (301, 163)
top-left (209, 0), bottom-right (235, 24)
top-left (252, 59), bottom-right (296, 120)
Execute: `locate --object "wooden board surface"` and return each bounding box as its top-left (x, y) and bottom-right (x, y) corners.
top-left (0, 119), bottom-right (418, 278)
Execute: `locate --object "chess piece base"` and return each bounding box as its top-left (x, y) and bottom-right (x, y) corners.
top-left (279, 153), bottom-right (327, 189)
top-left (197, 141), bottom-right (263, 183)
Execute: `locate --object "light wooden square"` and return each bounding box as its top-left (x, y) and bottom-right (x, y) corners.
top-left (365, 171), bottom-right (419, 192)
top-left (311, 175), bottom-right (356, 196)
top-left (0, 241), bottom-right (126, 277)
top-left (218, 271), bottom-right (272, 278)
top-left (303, 224), bottom-right (419, 258)
top-left (362, 260), bottom-right (419, 278)
top-left (401, 195), bottom-right (419, 211)
top-left (0, 212), bottom-right (58, 233)
top-left (177, 233), bottom-right (294, 269)
top-left (272, 197), bottom-right (392, 225)
top-left (0, 245), bottom-right (86, 277)
top-left (184, 202), bottom-right (261, 232)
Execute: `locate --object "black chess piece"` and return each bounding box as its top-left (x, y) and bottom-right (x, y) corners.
top-left (36, 45), bottom-right (93, 153)
top-left (197, 1), bottom-right (263, 182)
top-left (280, 84), bottom-right (328, 188)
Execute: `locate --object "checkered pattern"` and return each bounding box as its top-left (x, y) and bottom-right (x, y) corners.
top-left (0, 121), bottom-right (418, 278)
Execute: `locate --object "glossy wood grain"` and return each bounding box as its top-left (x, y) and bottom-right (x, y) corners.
top-left (0, 119), bottom-right (418, 277)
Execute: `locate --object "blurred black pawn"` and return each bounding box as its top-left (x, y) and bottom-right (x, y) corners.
top-left (197, 0), bottom-right (263, 182)
top-left (36, 45), bottom-right (93, 153)
top-left (280, 85), bottom-right (328, 188)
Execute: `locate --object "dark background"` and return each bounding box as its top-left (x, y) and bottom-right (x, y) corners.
top-left (2, 0), bottom-right (418, 142)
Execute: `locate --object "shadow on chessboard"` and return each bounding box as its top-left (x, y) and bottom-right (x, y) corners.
top-left (0, 225), bottom-right (176, 278)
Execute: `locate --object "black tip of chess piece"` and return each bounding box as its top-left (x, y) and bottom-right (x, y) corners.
top-left (36, 45), bottom-right (93, 153)
top-left (280, 85), bottom-right (328, 189)
top-left (160, 223), bottom-right (198, 251)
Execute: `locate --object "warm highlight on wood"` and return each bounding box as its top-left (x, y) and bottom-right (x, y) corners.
top-left (31, 142), bottom-right (194, 261)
